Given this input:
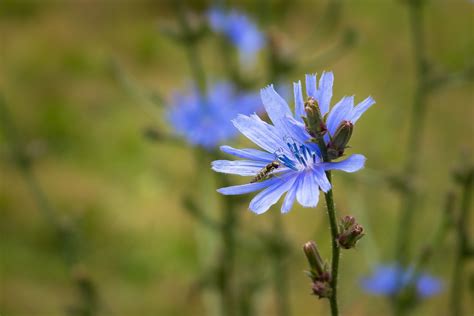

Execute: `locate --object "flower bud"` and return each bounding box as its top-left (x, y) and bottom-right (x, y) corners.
top-left (337, 215), bottom-right (365, 249)
top-left (303, 241), bottom-right (327, 278)
top-left (312, 280), bottom-right (333, 299)
top-left (327, 120), bottom-right (353, 160)
top-left (303, 241), bottom-right (333, 299)
top-left (302, 97), bottom-right (327, 139)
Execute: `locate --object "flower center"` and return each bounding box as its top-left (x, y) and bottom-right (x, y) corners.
top-left (275, 138), bottom-right (321, 171)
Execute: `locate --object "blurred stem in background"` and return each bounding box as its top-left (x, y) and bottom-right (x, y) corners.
top-left (391, 1), bottom-right (442, 314)
top-left (0, 95), bottom-right (100, 316)
top-left (393, 1), bottom-right (474, 315)
top-left (450, 165), bottom-right (473, 316)
top-left (299, 0), bottom-right (343, 52)
top-left (174, 1), bottom-right (206, 93)
top-left (174, 2), bottom-right (238, 315)
top-left (393, 191), bottom-right (455, 315)
top-left (393, 0), bottom-right (429, 269)
top-left (215, 173), bottom-right (238, 316)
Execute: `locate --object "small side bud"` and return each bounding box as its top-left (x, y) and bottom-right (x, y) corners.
top-left (303, 241), bottom-right (327, 278)
top-left (327, 120), bottom-right (353, 160)
top-left (337, 215), bottom-right (365, 249)
top-left (303, 241), bottom-right (332, 299)
top-left (312, 280), bottom-right (333, 299)
top-left (303, 97), bottom-right (327, 140)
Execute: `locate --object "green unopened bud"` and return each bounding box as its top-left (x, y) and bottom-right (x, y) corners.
top-left (303, 241), bottom-right (327, 278)
top-left (303, 241), bottom-right (333, 299)
top-left (327, 120), bottom-right (353, 160)
top-left (337, 215), bottom-right (365, 249)
top-left (302, 97), bottom-right (327, 140)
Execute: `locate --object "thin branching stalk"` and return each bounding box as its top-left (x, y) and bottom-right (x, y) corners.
top-left (391, 3), bottom-right (431, 315)
top-left (175, 4), bottom-right (238, 315)
top-left (216, 174), bottom-right (238, 316)
top-left (0, 96), bottom-right (78, 263)
top-left (393, 0), bottom-right (429, 268)
top-left (174, 1), bottom-right (206, 93)
top-left (450, 170), bottom-right (473, 316)
top-left (317, 138), bottom-right (340, 316)
top-left (0, 96), bottom-right (99, 316)
top-left (271, 211), bottom-right (291, 316)
top-left (392, 1), bottom-right (474, 314)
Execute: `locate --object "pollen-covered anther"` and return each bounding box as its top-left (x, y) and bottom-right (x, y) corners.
top-left (280, 138), bottom-right (319, 171)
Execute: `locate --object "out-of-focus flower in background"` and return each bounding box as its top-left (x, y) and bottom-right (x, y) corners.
top-left (212, 72), bottom-right (370, 214)
top-left (361, 264), bottom-right (443, 299)
top-left (207, 8), bottom-right (265, 66)
top-left (167, 81), bottom-right (261, 149)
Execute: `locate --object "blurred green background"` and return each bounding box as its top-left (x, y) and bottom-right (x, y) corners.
top-left (1, 0), bottom-right (473, 315)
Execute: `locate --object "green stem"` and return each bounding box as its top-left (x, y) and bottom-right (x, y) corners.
top-left (317, 138), bottom-right (339, 316)
top-left (392, 3), bottom-right (430, 315)
top-left (175, 5), bottom-right (238, 314)
top-left (0, 95), bottom-right (99, 315)
top-left (175, 1), bottom-right (206, 93)
top-left (272, 212), bottom-right (291, 316)
top-left (394, 0), bottom-right (428, 268)
top-left (216, 173), bottom-right (238, 316)
top-left (324, 173), bottom-right (339, 316)
top-left (0, 96), bottom-right (76, 263)
top-left (450, 171), bottom-right (473, 316)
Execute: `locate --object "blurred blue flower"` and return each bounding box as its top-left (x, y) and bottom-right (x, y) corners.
top-left (167, 82), bottom-right (261, 149)
top-left (212, 72), bottom-right (371, 214)
top-left (207, 8), bottom-right (265, 65)
top-left (361, 264), bottom-right (443, 298)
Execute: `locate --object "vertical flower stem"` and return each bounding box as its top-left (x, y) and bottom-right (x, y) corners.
top-left (174, 0), bottom-right (206, 93)
top-left (216, 173), bottom-right (238, 316)
top-left (317, 139), bottom-right (339, 316)
top-left (0, 95), bottom-right (99, 315)
top-left (324, 173), bottom-right (340, 316)
top-left (394, 0), bottom-right (429, 268)
top-left (0, 96), bottom-right (78, 264)
top-left (450, 170), bottom-right (473, 316)
top-left (175, 4), bottom-right (237, 315)
top-left (391, 3), bottom-right (431, 314)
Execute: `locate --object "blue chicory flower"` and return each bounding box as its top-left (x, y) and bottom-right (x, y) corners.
top-left (212, 72), bottom-right (375, 214)
top-left (167, 81), bottom-right (261, 149)
top-left (361, 264), bottom-right (443, 298)
top-left (207, 8), bottom-right (265, 66)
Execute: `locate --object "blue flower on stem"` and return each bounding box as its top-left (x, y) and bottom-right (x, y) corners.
top-left (207, 8), bottom-right (265, 65)
top-left (212, 72), bottom-right (374, 214)
top-left (167, 82), bottom-right (261, 149)
top-left (361, 264), bottom-right (442, 298)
